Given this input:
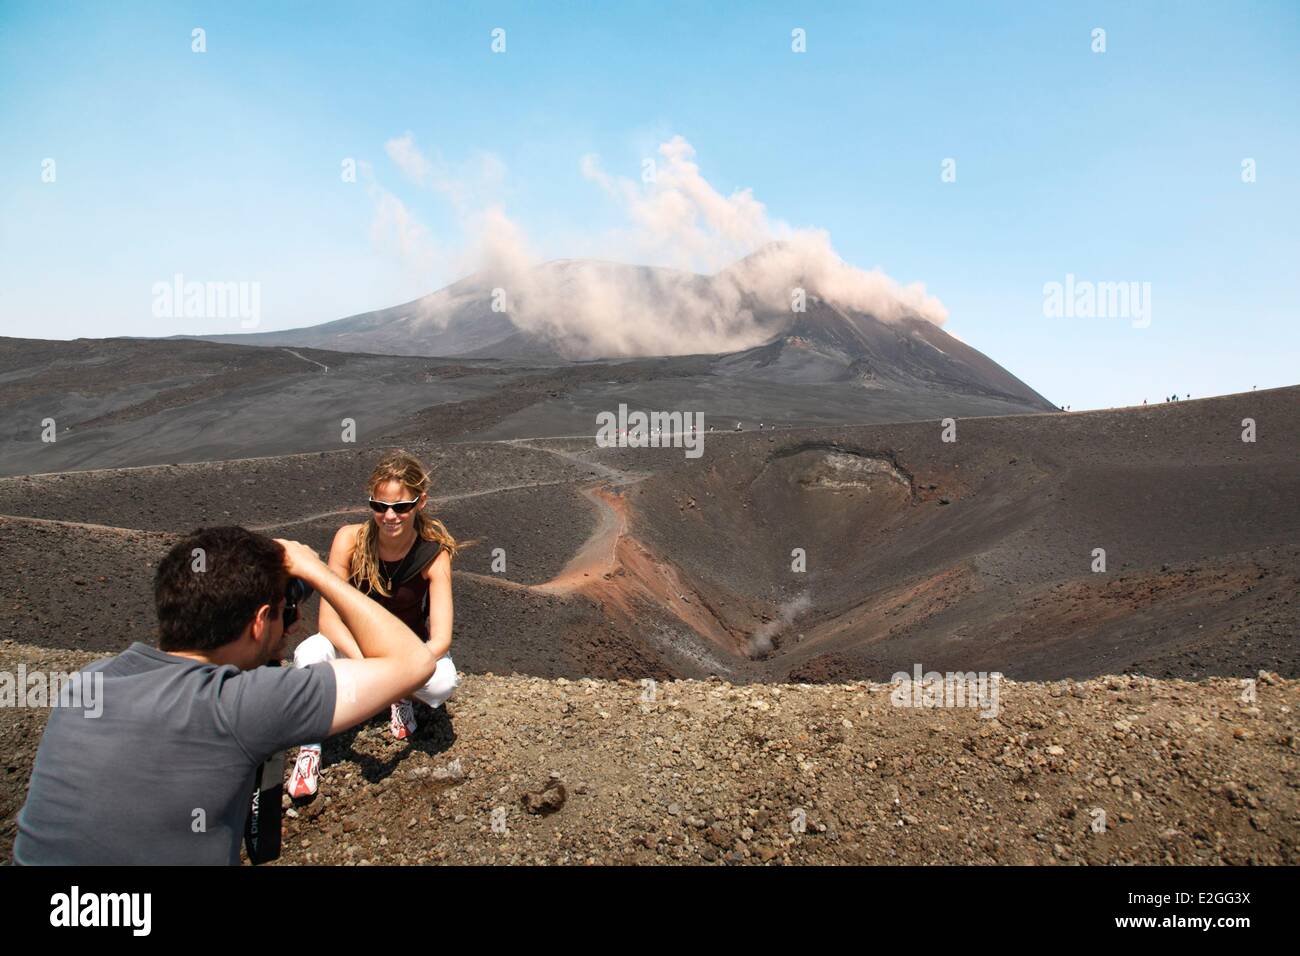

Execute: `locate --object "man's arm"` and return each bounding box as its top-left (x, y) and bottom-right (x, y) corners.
top-left (316, 525), bottom-right (363, 660)
top-left (278, 539), bottom-right (437, 735)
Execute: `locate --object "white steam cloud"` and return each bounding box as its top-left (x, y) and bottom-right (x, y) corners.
top-left (748, 592), bottom-right (813, 658)
top-left (369, 134), bottom-right (948, 359)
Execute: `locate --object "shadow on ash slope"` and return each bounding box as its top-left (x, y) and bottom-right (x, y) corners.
top-left (0, 388), bottom-right (1296, 683)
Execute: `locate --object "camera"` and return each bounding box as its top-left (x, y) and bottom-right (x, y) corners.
top-left (282, 577), bottom-right (314, 630)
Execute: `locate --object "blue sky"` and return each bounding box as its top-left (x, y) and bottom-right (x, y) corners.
top-left (1, 0), bottom-right (1296, 408)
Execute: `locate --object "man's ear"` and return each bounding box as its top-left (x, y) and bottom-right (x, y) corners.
top-left (250, 603), bottom-right (274, 644)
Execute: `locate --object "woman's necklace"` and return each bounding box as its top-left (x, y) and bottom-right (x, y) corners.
top-left (378, 534), bottom-right (415, 591)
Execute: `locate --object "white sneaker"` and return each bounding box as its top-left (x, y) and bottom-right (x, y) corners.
top-left (288, 744), bottom-right (321, 799)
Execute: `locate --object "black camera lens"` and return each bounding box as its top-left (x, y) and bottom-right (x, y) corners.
top-left (282, 578), bottom-right (314, 630)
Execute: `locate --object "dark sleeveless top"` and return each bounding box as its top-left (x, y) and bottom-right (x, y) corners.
top-left (356, 537), bottom-right (442, 643)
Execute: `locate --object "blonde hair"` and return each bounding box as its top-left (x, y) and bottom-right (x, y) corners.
top-left (351, 449), bottom-right (459, 597)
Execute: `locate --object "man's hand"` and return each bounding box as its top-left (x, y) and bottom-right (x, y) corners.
top-left (275, 538), bottom-right (330, 585)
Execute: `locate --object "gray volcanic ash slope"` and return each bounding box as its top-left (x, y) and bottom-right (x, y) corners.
top-left (0, 337), bottom-right (508, 476)
top-left (716, 298), bottom-right (1049, 406)
top-left (196, 272), bottom-right (529, 359)
top-left (1, 306), bottom-right (1050, 476)
top-left (1, 387), bottom-right (1296, 683)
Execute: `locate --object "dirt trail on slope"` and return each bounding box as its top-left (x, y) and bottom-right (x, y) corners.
top-left (535, 486), bottom-right (627, 595)
top-left (528, 484), bottom-right (742, 657)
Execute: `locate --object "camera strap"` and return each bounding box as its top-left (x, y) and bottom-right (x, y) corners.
top-left (244, 663), bottom-right (284, 865)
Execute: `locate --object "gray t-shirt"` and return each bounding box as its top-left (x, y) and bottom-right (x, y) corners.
top-left (13, 642), bottom-right (336, 865)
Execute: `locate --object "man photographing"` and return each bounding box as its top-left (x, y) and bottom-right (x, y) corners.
top-left (13, 525), bottom-right (435, 865)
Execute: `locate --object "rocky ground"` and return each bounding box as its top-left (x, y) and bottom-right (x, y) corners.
top-left (2, 641), bottom-right (1295, 865)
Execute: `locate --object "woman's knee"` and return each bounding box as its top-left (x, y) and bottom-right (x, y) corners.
top-left (414, 656), bottom-right (458, 707)
top-left (292, 633), bottom-right (336, 668)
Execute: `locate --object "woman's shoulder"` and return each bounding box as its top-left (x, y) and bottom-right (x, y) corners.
top-left (416, 537), bottom-right (449, 576)
top-left (324, 524), bottom-right (365, 573)
top-left (331, 523), bottom-right (364, 553)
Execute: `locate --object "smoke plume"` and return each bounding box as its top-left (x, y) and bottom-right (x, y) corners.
top-left (372, 135), bottom-right (948, 359)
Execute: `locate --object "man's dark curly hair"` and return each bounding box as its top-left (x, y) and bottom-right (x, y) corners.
top-left (154, 526), bottom-right (287, 652)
